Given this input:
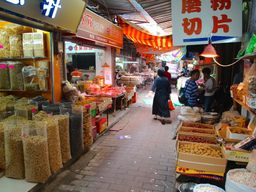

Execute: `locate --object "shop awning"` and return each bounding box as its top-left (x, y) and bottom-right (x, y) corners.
top-left (119, 19), bottom-right (173, 51)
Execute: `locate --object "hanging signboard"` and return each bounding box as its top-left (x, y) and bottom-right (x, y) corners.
top-left (77, 9), bottom-right (123, 49)
top-left (172, 0), bottom-right (242, 46)
top-left (0, 0), bottom-right (86, 33)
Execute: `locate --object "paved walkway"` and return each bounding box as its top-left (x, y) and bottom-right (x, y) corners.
top-left (42, 91), bottom-right (179, 192)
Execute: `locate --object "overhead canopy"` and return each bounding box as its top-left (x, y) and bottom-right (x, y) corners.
top-left (119, 19), bottom-right (173, 51)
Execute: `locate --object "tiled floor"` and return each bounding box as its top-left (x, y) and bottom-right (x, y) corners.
top-left (41, 90), bottom-right (179, 192)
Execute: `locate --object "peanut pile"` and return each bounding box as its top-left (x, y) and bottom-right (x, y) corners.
top-left (23, 135), bottom-right (51, 183)
top-left (179, 143), bottom-right (222, 158)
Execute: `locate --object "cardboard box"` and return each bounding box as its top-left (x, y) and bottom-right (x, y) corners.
top-left (222, 145), bottom-right (250, 162)
top-left (179, 127), bottom-right (216, 136)
top-left (177, 132), bottom-right (217, 144)
top-left (177, 141), bottom-right (227, 173)
top-left (227, 127), bottom-right (252, 140)
top-left (216, 127), bottom-right (241, 143)
top-left (181, 122), bottom-right (214, 129)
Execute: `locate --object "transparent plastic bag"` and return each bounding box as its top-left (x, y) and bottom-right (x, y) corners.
top-left (9, 35), bottom-right (23, 58)
top-left (0, 62), bottom-right (10, 89)
top-left (53, 115), bottom-right (71, 164)
top-left (0, 122), bottom-right (5, 169)
top-left (4, 119), bottom-right (25, 179)
top-left (9, 62), bottom-right (24, 90)
top-left (22, 121), bottom-right (51, 183)
top-left (45, 118), bottom-right (62, 173)
top-left (247, 150), bottom-right (256, 173)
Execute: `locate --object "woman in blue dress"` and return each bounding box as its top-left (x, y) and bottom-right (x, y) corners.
top-left (152, 69), bottom-right (171, 124)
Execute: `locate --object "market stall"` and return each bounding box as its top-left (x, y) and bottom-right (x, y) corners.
top-left (0, 1), bottom-right (86, 191)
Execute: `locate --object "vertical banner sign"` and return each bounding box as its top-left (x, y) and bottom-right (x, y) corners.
top-left (172, 0), bottom-right (242, 46)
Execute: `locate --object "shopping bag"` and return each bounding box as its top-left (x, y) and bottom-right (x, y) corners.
top-left (168, 100), bottom-right (175, 111)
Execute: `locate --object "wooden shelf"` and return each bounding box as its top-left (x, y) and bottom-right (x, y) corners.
top-left (234, 98), bottom-right (256, 116)
top-left (0, 57), bottom-right (47, 61)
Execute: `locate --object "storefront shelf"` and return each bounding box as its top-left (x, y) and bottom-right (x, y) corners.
top-left (0, 57), bottom-right (47, 61)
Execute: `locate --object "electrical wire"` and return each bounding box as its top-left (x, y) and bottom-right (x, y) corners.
top-left (213, 57), bottom-right (243, 67)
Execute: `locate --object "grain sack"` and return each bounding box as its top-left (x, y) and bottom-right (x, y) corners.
top-left (0, 122), bottom-right (5, 169)
top-left (0, 62), bottom-right (10, 89)
top-left (9, 62), bottom-right (24, 90)
top-left (22, 122), bottom-right (51, 183)
top-left (45, 118), bottom-right (62, 173)
top-left (53, 115), bottom-right (71, 163)
top-left (4, 121), bottom-right (25, 179)
top-left (83, 107), bottom-right (93, 151)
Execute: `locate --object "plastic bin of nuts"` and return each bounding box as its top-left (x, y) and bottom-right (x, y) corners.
top-left (22, 121), bottom-right (51, 183)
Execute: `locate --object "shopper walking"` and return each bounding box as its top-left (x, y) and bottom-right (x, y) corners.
top-left (184, 69), bottom-right (200, 107)
top-left (152, 69), bottom-right (171, 124)
top-left (202, 67), bottom-right (216, 112)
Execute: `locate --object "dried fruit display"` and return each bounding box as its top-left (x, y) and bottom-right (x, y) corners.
top-left (53, 115), bottom-right (71, 163)
top-left (4, 123), bottom-right (24, 179)
top-left (180, 127), bottom-right (215, 134)
top-left (178, 135), bottom-right (217, 144)
top-left (0, 122), bottom-right (5, 169)
top-left (182, 122), bottom-right (213, 129)
top-left (23, 136), bottom-right (51, 183)
top-left (179, 143), bottom-right (222, 158)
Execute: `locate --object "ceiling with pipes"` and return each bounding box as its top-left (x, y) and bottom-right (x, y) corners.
top-left (87, 0), bottom-right (172, 36)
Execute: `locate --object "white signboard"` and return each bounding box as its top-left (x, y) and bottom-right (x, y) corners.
top-left (172, 0), bottom-right (242, 46)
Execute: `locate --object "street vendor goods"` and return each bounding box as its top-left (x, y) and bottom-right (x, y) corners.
top-left (193, 184), bottom-right (225, 192)
top-left (226, 169), bottom-right (256, 192)
top-left (179, 143), bottom-right (222, 158)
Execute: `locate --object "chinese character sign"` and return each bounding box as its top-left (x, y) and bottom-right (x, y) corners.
top-left (172, 0), bottom-right (242, 46)
top-left (40, 0), bottom-right (61, 19)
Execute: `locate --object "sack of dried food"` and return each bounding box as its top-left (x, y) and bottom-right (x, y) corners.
top-left (0, 122), bottom-right (5, 170)
top-left (4, 119), bottom-right (25, 179)
top-left (9, 35), bottom-right (23, 58)
top-left (43, 118), bottom-right (62, 173)
top-left (22, 121), bottom-right (51, 183)
top-left (69, 105), bottom-right (84, 159)
top-left (0, 30), bottom-right (10, 58)
top-left (9, 62), bottom-right (24, 90)
top-left (15, 104), bottom-right (37, 120)
top-left (247, 150), bottom-right (256, 173)
top-left (0, 62), bottom-right (10, 89)
top-left (53, 115), bottom-right (71, 163)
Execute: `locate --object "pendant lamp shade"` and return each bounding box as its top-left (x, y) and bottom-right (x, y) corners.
top-left (200, 43), bottom-right (219, 58)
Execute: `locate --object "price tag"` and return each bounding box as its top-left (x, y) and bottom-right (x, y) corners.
top-left (0, 64), bottom-right (7, 69)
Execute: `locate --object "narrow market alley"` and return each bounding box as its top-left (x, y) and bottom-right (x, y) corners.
top-left (41, 90), bottom-right (180, 192)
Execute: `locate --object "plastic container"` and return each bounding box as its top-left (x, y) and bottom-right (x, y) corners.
top-left (22, 121), bottom-right (51, 183)
top-left (193, 184), bottom-right (225, 192)
top-left (8, 62), bottom-right (24, 90)
top-left (0, 122), bottom-right (5, 170)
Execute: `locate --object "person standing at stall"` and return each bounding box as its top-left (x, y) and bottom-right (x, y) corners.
top-left (152, 69), bottom-right (171, 124)
top-left (184, 69), bottom-right (200, 107)
top-left (202, 67), bottom-right (216, 112)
